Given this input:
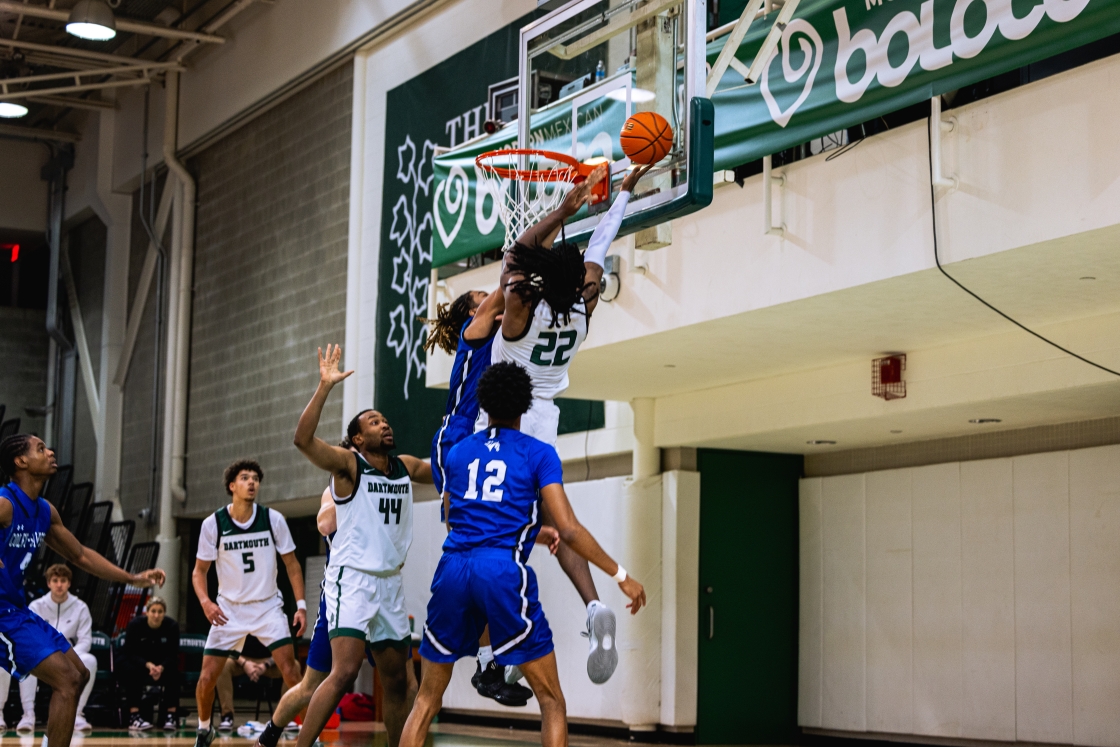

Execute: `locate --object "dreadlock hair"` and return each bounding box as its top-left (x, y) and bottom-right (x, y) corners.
top-left (476, 362), bottom-right (534, 422)
top-left (420, 291), bottom-right (479, 355)
top-left (223, 459), bottom-right (263, 495)
top-left (504, 238), bottom-right (596, 328)
top-left (341, 409), bottom-right (374, 449)
top-left (0, 434), bottom-right (33, 482)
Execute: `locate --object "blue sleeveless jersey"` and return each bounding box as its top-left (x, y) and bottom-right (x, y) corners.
top-left (0, 483), bottom-right (51, 610)
top-left (443, 427), bottom-right (563, 560)
top-left (444, 321), bottom-right (495, 421)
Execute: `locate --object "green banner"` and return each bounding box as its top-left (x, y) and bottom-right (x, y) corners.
top-left (432, 0), bottom-right (1119, 266)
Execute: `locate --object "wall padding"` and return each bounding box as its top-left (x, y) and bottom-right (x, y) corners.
top-left (800, 444), bottom-right (1120, 746)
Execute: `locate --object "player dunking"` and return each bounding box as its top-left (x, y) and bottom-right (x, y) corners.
top-left (401, 362), bottom-right (646, 747)
top-left (292, 344), bottom-right (433, 747)
top-left (0, 434), bottom-right (166, 747)
top-left (488, 162), bottom-right (652, 684)
top-left (192, 460), bottom-right (307, 747)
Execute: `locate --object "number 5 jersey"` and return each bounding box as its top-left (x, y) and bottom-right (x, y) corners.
top-left (196, 504), bottom-right (296, 603)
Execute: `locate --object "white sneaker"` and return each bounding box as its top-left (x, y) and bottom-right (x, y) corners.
top-left (584, 600), bottom-right (618, 684)
top-left (0, 716), bottom-right (7, 731)
top-left (74, 716), bottom-right (92, 732)
top-left (284, 722), bottom-right (300, 732)
top-left (16, 715), bottom-right (35, 733)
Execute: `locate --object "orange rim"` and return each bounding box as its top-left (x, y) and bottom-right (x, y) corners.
top-left (476, 148), bottom-right (590, 182)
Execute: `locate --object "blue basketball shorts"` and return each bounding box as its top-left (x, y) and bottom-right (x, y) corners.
top-left (305, 583), bottom-right (381, 672)
top-left (0, 605), bottom-right (72, 680)
top-left (419, 548), bottom-right (553, 667)
top-left (430, 414), bottom-right (475, 498)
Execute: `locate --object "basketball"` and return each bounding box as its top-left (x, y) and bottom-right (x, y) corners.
top-left (620, 111), bottom-right (673, 165)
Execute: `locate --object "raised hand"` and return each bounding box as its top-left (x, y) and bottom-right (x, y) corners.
top-left (560, 163), bottom-right (609, 216)
top-left (621, 163), bottom-right (653, 194)
top-left (319, 344), bottom-right (354, 387)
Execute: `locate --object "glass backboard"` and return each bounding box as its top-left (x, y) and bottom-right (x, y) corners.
top-left (518, 0), bottom-right (713, 244)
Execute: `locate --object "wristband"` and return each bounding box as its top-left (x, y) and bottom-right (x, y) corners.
top-left (612, 565), bottom-right (628, 583)
top-left (296, 600), bottom-right (307, 611)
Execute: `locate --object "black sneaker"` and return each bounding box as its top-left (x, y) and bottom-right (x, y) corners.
top-left (472, 660), bottom-right (533, 707)
top-left (129, 713), bottom-right (153, 731)
top-left (195, 727), bottom-right (217, 747)
top-left (218, 713), bottom-right (234, 732)
top-left (164, 713), bottom-right (179, 731)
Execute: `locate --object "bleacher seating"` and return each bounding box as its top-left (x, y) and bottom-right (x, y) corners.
top-left (69, 501), bottom-right (113, 598)
top-left (84, 521), bottom-right (135, 627)
top-left (103, 542), bottom-right (160, 636)
top-left (0, 418), bottom-right (19, 441)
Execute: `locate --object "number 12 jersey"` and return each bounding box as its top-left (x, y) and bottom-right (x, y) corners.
top-left (443, 426), bottom-right (564, 560)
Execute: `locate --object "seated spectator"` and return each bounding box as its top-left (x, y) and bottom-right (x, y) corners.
top-left (0, 564), bottom-right (97, 733)
top-left (122, 597), bottom-right (180, 731)
top-left (213, 635), bottom-right (289, 733)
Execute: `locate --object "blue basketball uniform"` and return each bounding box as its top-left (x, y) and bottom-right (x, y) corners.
top-left (0, 483), bottom-right (71, 680)
top-left (420, 427), bottom-right (563, 666)
top-left (305, 533), bottom-right (378, 672)
top-left (430, 321), bottom-right (496, 496)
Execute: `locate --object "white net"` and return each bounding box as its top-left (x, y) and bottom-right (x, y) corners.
top-left (476, 151), bottom-right (579, 249)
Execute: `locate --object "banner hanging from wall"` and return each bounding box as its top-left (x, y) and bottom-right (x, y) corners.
top-left (431, 0), bottom-right (1120, 266)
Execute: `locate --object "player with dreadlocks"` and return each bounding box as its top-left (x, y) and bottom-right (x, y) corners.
top-left (487, 161), bottom-right (652, 686)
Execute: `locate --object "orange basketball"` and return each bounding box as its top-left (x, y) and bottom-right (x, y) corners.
top-left (620, 111), bottom-right (673, 165)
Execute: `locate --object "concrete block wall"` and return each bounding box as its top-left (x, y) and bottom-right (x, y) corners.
top-left (183, 64), bottom-right (352, 516)
top-left (0, 308), bottom-right (49, 437)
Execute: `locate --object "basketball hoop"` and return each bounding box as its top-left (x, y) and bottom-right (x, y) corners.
top-left (475, 148), bottom-right (609, 249)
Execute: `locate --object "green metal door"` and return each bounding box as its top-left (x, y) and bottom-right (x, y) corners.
top-left (697, 449), bottom-right (802, 744)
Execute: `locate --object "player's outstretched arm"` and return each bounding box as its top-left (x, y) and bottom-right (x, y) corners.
top-left (192, 558), bottom-right (228, 627)
top-left (582, 164), bottom-right (652, 316)
top-left (463, 288), bottom-right (504, 342)
top-left (540, 483), bottom-right (646, 614)
top-left (45, 504), bottom-right (166, 586)
top-left (280, 552), bottom-right (307, 636)
top-left (398, 454), bottom-right (434, 484)
top-left (295, 344), bottom-right (358, 485)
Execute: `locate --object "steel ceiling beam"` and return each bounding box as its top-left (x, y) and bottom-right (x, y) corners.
top-left (0, 122), bottom-right (80, 141)
top-left (0, 37), bottom-right (163, 64)
top-left (0, 75), bottom-right (152, 100)
top-left (0, 1), bottom-right (226, 43)
top-left (1, 60), bottom-right (180, 91)
top-left (26, 93), bottom-right (115, 110)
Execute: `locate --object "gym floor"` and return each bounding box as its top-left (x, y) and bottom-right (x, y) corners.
top-left (15, 722), bottom-right (634, 747)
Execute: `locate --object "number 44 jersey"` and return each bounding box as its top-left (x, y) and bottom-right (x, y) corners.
top-left (329, 453), bottom-right (413, 575)
top-left (443, 426), bottom-right (564, 559)
top-left (492, 297), bottom-right (588, 401)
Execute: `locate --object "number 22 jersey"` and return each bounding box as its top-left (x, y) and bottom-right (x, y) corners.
top-left (443, 427), bottom-right (564, 560)
top-left (491, 297), bottom-right (588, 401)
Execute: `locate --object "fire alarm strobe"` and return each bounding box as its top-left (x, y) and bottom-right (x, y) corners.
top-left (872, 355), bottom-right (906, 400)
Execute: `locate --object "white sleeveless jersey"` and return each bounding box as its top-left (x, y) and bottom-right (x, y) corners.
top-left (492, 298), bottom-right (589, 400)
top-left (330, 453), bottom-right (413, 574)
top-left (200, 505), bottom-right (294, 604)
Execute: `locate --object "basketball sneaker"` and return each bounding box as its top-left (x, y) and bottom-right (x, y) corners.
top-left (164, 712), bottom-right (179, 731)
top-left (74, 715), bottom-right (92, 732)
top-left (471, 660), bottom-right (532, 707)
top-left (584, 600), bottom-right (618, 684)
top-left (128, 713), bottom-right (152, 731)
top-left (16, 714), bottom-right (35, 733)
top-left (194, 726), bottom-right (216, 747)
top-left (218, 713), bottom-right (235, 732)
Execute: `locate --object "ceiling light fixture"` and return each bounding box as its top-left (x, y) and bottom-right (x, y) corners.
top-left (969, 418), bottom-right (1002, 424)
top-left (0, 102), bottom-right (29, 118)
top-left (66, 0), bottom-right (117, 41)
top-left (806, 440), bottom-right (837, 445)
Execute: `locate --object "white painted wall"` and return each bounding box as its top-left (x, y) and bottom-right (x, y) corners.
top-left (400, 471), bottom-right (699, 727)
top-left (0, 139), bottom-right (48, 232)
top-left (799, 443), bottom-right (1120, 746)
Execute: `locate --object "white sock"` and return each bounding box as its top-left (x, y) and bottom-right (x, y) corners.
top-left (478, 646), bottom-right (494, 668)
top-left (199, 718), bottom-right (211, 731)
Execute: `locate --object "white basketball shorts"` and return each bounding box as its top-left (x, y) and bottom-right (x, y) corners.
top-left (322, 566), bottom-right (411, 649)
top-left (203, 594), bottom-right (293, 657)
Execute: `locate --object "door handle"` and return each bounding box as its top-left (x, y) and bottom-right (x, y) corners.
top-left (708, 606), bottom-right (714, 639)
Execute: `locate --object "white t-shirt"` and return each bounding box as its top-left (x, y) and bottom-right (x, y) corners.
top-left (197, 504), bottom-right (296, 604)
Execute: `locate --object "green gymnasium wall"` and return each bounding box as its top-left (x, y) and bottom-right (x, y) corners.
top-left (697, 449), bottom-right (803, 744)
